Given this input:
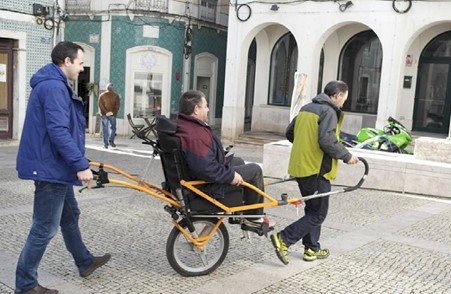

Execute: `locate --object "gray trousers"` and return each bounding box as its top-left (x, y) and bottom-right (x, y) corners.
top-left (231, 157), bottom-right (264, 216)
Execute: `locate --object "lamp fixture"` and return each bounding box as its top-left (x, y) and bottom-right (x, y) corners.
top-left (339, 1), bottom-right (353, 12)
top-left (270, 4), bottom-right (279, 11)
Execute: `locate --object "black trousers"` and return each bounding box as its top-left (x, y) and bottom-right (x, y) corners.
top-left (280, 175), bottom-right (331, 250)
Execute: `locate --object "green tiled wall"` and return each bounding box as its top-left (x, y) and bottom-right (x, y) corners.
top-left (64, 15), bottom-right (227, 118)
top-left (109, 16), bottom-right (185, 117)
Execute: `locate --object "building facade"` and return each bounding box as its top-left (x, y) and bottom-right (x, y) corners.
top-left (0, 0), bottom-right (55, 140)
top-left (222, 0), bottom-right (451, 141)
top-left (64, 0), bottom-right (229, 135)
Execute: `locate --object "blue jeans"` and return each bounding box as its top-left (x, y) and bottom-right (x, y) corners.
top-left (15, 181), bottom-right (94, 292)
top-left (280, 175), bottom-right (331, 251)
top-left (102, 115), bottom-right (116, 147)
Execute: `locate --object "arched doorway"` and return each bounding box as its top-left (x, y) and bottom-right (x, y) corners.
top-left (75, 43), bottom-right (95, 132)
top-left (194, 52), bottom-right (218, 126)
top-left (244, 39), bottom-right (256, 131)
top-left (413, 31), bottom-right (451, 133)
top-left (339, 30), bottom-right (382, 114)
top-left (268, 33), bottom-right (298, 106)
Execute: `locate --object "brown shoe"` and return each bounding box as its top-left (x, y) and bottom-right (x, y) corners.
top-left (16, 284), bottom-right (59, 294)
top-left (80, 253), bottom-right (111, 278)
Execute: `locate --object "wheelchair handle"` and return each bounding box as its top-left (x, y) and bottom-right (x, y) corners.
top-left (343, 157), bottom-right (368, 192)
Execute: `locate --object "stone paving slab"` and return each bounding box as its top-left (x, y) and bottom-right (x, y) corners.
top-left (396, 208), bottom-right (451, 245)
top-left (255, 240), bottom-right (451, 294)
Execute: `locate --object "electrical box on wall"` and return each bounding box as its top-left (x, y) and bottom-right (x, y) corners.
top-left (403, 76), bottom-right (412, 89)
top-left (32, 3), bottom-right (48, 17)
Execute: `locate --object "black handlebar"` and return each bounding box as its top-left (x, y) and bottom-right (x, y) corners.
top-left (78, 168), bottom-right (109, 193)
top-left (343, 157), bottom-right (369, 192)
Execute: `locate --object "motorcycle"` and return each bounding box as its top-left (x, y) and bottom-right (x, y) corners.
top-left (340, 116), bottom-right (413, 154)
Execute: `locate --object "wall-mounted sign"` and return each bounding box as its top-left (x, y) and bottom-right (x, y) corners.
top-left (403, 76), bottom-right (412, 89)
top-left (143, 25), bottom-right (159, 39)
top-left (405, 54), bottom-right (413, 67)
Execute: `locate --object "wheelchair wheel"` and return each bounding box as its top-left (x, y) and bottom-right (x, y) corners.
top-left (166, 218), bottom-right (229, 276)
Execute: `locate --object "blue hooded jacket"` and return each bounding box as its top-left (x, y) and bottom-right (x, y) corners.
top-left (16, 63), bottom-right (89, 186)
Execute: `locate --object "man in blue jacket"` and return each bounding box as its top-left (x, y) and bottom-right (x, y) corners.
top-left (15, 41), bottom-right (110, 294)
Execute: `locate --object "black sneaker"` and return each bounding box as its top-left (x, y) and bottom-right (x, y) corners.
top-left (109, 141), bottom-right (116, 148)
top-left (80, 253), bottom-right (111, 278)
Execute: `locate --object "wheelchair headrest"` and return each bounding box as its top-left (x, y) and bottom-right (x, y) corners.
top-left (156, 115), bottom-right (177, 135)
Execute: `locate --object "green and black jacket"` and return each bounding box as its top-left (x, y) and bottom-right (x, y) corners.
top-left (286, 93), bottom-right (352, 180)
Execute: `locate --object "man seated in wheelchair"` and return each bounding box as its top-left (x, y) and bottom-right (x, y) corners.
top-left (175, 90), bottom-right (274, 228)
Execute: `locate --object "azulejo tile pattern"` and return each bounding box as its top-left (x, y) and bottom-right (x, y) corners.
top-left (64, 14), bottom-right (227, 117)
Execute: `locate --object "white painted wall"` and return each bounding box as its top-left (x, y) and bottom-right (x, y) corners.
top-left (222, 0), bottom-right (451, 142)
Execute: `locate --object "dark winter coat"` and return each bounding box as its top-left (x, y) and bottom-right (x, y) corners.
top-left (176, 113), bottom-right (234, 184)
top-left (16, 63), bottom-right (89, 186)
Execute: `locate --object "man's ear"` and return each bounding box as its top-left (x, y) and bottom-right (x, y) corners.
top-left (192, 105), bottom-right (199, 116)
top-left (63, 57), bottom-right (72, 66)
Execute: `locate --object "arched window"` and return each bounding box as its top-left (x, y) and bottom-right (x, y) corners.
top-left (339, 30), bottom-right (382, 114)
top-left (422, 31), bottom-right (451, 58)
top-left (317, 48), bottom-right (324, 94)
top-left (413, 31), bottom-right (451, 133)
top-left (268, 33), bottom-right (298, 106)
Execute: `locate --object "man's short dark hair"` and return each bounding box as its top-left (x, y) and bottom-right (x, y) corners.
top-left (179, 90), bottom-right (206, 115)
top-left (51, 41), bottom-right (84, 66)
top-left (324, 81), bottom-right (348, 97)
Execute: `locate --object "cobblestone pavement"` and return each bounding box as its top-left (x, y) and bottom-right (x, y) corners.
top-left (0, 138), bottom-right (450, 294)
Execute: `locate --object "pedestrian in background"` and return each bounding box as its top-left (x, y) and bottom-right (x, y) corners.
top-left (15, 41), bottom-right (111, 294)
top-left (99, 82), bottom-right (120, 148)
top-left (270, 80), bottom-right (359, 265)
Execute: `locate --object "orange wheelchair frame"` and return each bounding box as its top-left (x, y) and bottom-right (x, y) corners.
top-left (87, 150), bottom-right (368, 276)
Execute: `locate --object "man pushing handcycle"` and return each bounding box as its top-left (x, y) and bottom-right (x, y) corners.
top-left (86, 85), bottom-right (368, 276)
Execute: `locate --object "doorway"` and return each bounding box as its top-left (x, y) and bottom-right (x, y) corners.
top-left (244, 39), bottom-right (256, 131)
top-left (413, 31), bottom-right (451, 133)
top-left (0, 38), bottom-right (13, 139)
top-left (196, 76), bottom-right (211, 107)
top-left (194, 53), bottom-right (218, 125)
top-left (77, 67), bottom-right (90, 128)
